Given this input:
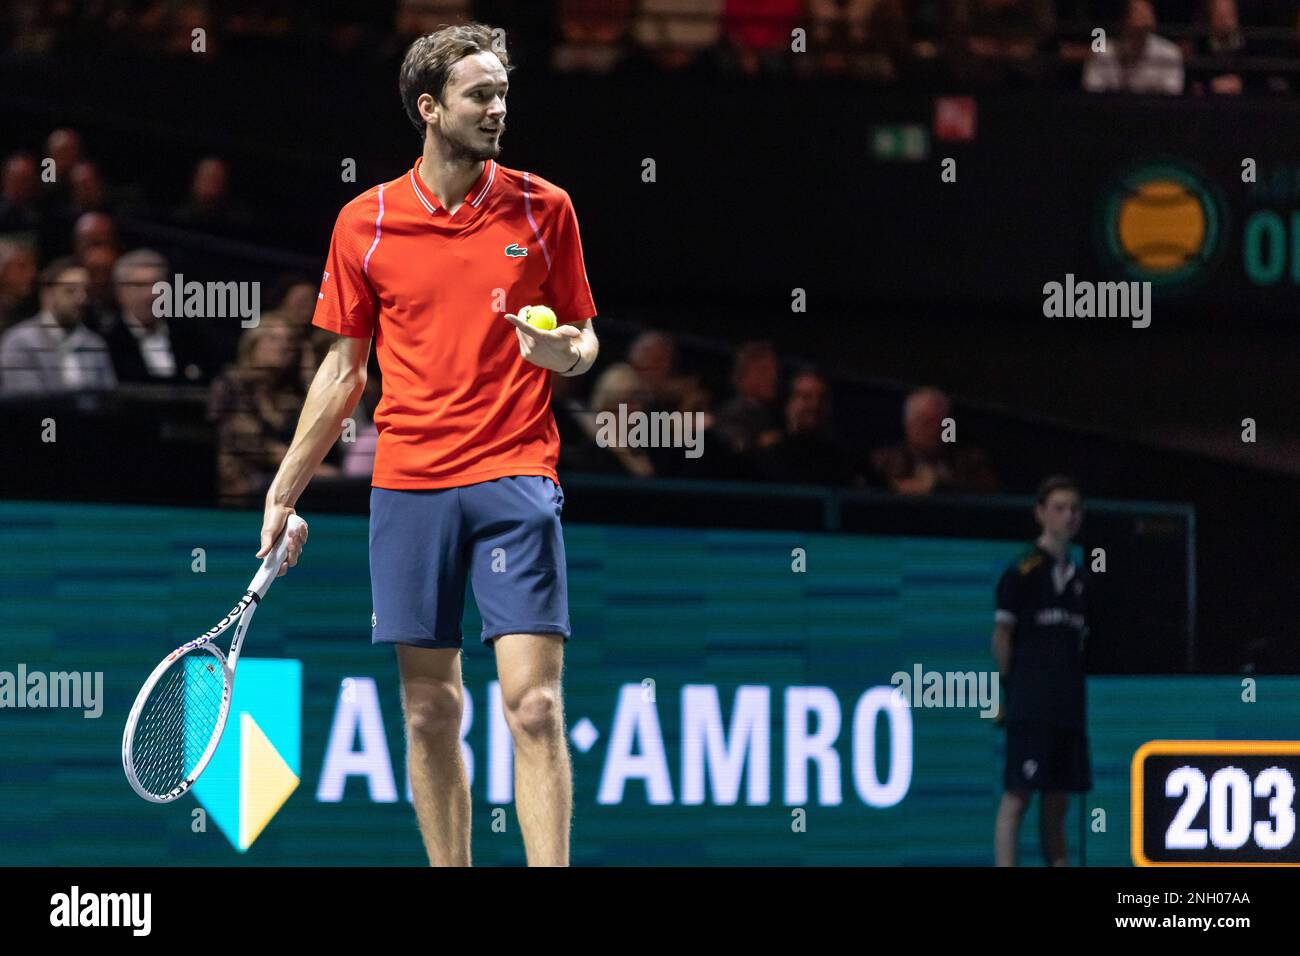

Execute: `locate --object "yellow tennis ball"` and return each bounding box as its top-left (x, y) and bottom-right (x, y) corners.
top-left (522, 305), bottom-right (557, 330)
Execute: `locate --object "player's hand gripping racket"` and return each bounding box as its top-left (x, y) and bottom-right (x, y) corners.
top-left (122, 515), bottom-right (306, 803)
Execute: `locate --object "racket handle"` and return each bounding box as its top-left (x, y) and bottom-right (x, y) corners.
top-left (251, 513), bottom-right (306, 598)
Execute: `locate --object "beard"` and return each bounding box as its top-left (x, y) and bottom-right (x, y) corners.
top-left (443, 121), bottom-right (503, 163)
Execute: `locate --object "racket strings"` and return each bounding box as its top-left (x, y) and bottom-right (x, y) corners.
top-left (130, 653), bottom-right (228, 797)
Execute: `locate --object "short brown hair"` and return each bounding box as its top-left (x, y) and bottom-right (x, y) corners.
top-left (1036, 474), bottom-right (1080, 505)
top-left (399, 22), bottom-right (513, 137)
top-left (40, 256), bottom-right (83, 287)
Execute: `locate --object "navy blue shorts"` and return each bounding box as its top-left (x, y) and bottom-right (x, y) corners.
top-left (1004, 721), bottom-right (1092, 793)
top-left (368, 476), bottom-right (570, 648)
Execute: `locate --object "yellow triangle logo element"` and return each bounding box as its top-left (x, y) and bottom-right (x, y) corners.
top-left (239, 711), bottom-right (300, 850)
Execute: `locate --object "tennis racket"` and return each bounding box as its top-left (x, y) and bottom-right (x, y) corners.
top-left (122, 514), bottom-right (306, 803)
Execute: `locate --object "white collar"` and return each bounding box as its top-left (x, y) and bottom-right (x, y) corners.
top-left (1051, 561), bottom-right (1076, 595)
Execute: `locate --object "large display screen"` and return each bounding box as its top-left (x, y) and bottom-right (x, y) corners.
top-left (1, 501), bottom-right (1293, 866)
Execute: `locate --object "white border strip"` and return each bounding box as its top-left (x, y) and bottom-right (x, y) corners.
top-left (363, 183), bottom-right (385, 275)
top-left (522, 172), bottom-right (553, 270)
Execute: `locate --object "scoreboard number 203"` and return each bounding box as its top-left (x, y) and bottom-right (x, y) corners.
top-left (1132, 740), bottom-right (1300, 866)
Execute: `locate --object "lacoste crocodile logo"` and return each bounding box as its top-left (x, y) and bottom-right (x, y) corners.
top-left (505, 243), bottom-right (528, 258)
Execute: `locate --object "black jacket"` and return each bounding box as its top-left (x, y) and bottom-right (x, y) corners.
top-left (102, 311), bottom-right (210, 385)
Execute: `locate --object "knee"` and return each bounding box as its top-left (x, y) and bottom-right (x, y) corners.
top-left (402, 683), bottom-right (464, 742)
top-left (1001, 790), bottom-right (1030, 818)
top-left (504, 685), bottom-right (562, 740)
top-left (1041, 797), bottom-right (1070, 825)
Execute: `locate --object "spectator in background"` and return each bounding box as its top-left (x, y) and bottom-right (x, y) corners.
top-left (722, 0), bottom-right (803, 75)
top-left (0, 257), bottom-right (116, 393)
top-left (634, 0), bottom-right (724, 72)
top-left (39, 160), bottom-right (112, 258)
top-left (265, 273), bottom-right (324, 387)
top-left (72, 211), bottom-right (118, 260)
top-left (67, 161), bottom-right (108, 214)
top-left (1082, 0), bottom-right (1184, 94)
top-left (751, 367), bottom-right (854, 485)
top-left (870, 387), bottom-right (999, 494)
top-left (628, 330), bottom-right (674, 401)
top-left (646, 368), bottom-right (743, 479)
top-left (171, 157), bottom-right (257, 237)
top-left (949, 0), bottom-right (1057, 87)
top-left (35, 129), bottom-right (83, 238)
top-left (79, 243), bottom-right (118, 333)
top-left (562, 361), bottom-right (656, 477)
top-left (806, 0), bottom-right (909, 81)
top-left (0, 239), bottom-right (38, 332)
top-left (714, 340), bottom-right (783, 455)
top-left (553, 0), bottom-right (632, 73)
top-left (45, 128), bottom-right (82, 183)
top-left (0, 153), bottom-right (41, 233)
top-left (628, 329), bottom-right (709, 412)
top-left (208, 320), bottom-right (337, 506)
top-left (1189, 0), bottom-right (1246, 95)
top-left (269, 273), bottom-right (318, 330)
top-left (103, 248), bottom-right (206, 384)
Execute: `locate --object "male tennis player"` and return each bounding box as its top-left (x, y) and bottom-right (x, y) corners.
top-left (257, 22), bottom-right (598, 866)
top-left (992, 475), bottom-right (1092, 866)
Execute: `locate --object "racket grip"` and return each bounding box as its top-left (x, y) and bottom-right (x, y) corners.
top-left (251, 513), bottom-right (306, 597)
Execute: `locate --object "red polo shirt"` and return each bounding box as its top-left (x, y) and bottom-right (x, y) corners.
top-left (312, 158), bottom-right (597, 489)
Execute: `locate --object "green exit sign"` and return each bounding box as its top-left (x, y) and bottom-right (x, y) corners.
top-left (871, 124), bottom-right (929, 162)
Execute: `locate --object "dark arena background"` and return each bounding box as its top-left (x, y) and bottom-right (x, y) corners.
top-left (1, 0), bottom-right (1298, 913)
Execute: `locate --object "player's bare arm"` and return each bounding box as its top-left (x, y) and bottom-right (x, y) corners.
top-left (991, 620), bottom-right (1013, 681)
top-left (991, 620), bottom-right (1013, 721)
top-left (505, 313), bottom-right (598, 375)
top-left (257, 332), bottom-right (372, 570)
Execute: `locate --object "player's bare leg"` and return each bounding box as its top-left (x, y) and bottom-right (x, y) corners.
top-left (494, 633), bottom-right (571, 866)
top-left (397, 644), bottom-right (471, 866)
top-left (995, 789), bottom-right (1031, 866)
top-left (1040, 791), bottom-right (1071, 866)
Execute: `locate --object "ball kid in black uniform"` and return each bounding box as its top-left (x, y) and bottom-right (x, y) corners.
top-left (992, 474), bottom-right (1090, 867)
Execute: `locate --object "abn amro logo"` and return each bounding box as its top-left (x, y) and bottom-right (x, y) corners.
top-left (192, 658), bottom-right (301, 852)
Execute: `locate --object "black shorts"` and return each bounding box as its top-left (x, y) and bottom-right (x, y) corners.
top-left (1004, 721), bottom-right (1092, 793)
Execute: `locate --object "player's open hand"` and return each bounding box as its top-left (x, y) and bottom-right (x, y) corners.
top-left (258, 503), bottom-right (308, 577)
top-left (505, 312), bottom-right (582, 372)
